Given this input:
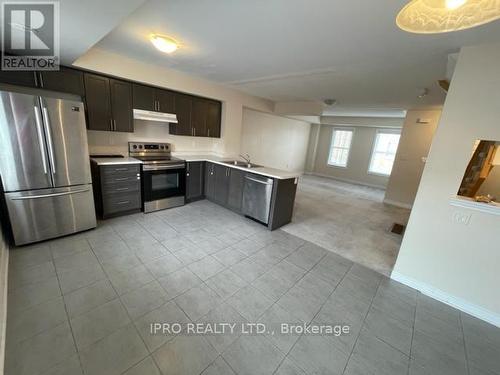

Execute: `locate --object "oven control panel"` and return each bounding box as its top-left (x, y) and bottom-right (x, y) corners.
top-left (129, 142), bottom-right (171, 153)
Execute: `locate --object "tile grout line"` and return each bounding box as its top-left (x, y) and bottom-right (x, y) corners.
top-left (271, 252), bottom-right (348, 375)
top-left (459, 312), bottom-right (471, 375)
top-left (407, 290), bottom-right (419, 374)
top-left (340, 269), bottom-right (383, 375)
top-left (51, 237), bottom-right (86, 375)
top-left (86, 225), bottom-right (153, 374)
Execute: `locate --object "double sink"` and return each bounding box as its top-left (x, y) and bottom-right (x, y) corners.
top-left (223, 160), bottom-right (262, 169)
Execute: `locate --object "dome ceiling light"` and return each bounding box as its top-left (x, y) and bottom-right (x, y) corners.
top-left (150, 34), bottom-right (179, 53)
top-left (396, 0), bottom-right (500, 34)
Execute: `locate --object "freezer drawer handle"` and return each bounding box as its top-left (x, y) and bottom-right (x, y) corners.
top-left (245, 176), bottom-right (273, 185)
top-left (42, 106), bottom-right (56, 174)
top-left (11, 188), bottom-right (91, 201)
top-left (33, 106), bottom-right (48, 175)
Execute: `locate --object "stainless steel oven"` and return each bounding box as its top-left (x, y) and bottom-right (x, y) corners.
top-left (129, 142), bottom-right (185, 213)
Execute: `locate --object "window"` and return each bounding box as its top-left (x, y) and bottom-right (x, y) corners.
top-left (328, 128), bottom-right (354, 167)
top-left (369, 130), bottom-right (401, 176)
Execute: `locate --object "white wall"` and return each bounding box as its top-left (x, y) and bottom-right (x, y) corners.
top-left (74, 48), bottom-right (274, 157)
top-left (392, 43), bottom-right (500, 326)
top-left (240, 109), bottom-right (311, 172)
top-left (306, 116), bottom-right (404, 188)
top-left (384, 109), bottom-right (442, 208)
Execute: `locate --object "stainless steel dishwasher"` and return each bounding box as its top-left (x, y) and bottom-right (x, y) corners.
top-left (242, 174), bottom-right (274, 224)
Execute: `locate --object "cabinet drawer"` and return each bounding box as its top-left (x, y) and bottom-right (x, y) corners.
top-left (102, 174), bottom-right (140, 185)
top-left (101, 164), bottom-right (140, 176)
top-left (103, 192), bottom-right (141, 214)
top-left (102, 181), bottom-right (140, 195)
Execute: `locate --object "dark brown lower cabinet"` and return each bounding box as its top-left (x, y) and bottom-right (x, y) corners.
top-left (204, 163), bottom-right (244, 213)
top-left (227, 168), bottom-right (245, 212)
top-left (214, 164), bottom-right (230, 206)
top-left (196, 162), bottom-right (297, 230)
top-left (205, 162), bottom-right (216, 201)
top-left (186, 161), bottom-right (205, 202)
top-left (91, 162), bottom-right (142, 219)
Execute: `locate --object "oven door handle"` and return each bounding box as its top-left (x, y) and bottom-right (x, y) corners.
top-left (143, 164), bottom-right (186, 171)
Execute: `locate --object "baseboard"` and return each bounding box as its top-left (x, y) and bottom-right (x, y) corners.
top-left (308, 173), bottom-right (387, 190)
top-left (383, 198), bottom-right (413, 210)
top-left (391, 271), bottom-right (500, 328)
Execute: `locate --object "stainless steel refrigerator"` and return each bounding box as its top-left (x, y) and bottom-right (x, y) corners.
top-left (0, 89), bottom-right (96, 246)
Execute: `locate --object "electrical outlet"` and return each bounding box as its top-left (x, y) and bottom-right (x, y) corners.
top-left (452, 211), bottom-right (472, 225)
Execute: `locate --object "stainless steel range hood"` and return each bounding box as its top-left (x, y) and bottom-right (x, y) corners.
top-left (133, 109), bottom-right (178, 123)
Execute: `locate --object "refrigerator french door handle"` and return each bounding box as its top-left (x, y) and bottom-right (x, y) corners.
top-left (10, 187), bottom-right (91, 200)
top-left (41, 106), bottom-right (56, 174)
top-left (33, 106), bottom-right (49, 175)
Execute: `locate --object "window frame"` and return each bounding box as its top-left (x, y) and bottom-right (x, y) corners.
top-left (367, 128), bottom-right (401, 177)
top-left (327, 127), bottom-right (355, 168)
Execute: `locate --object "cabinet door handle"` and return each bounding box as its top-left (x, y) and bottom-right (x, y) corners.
top-left (115, 187), bottom-right (129, 191)
top-left (207, 128), bottom-right (210, 137)
top-left (39, 72), bottom-right (44, 88)
top-left (113, 119), bottom-right (117, 131)
top-left (157, 101), bottom-right (161, 112)
top-left (116, 201), bottom-right (130, 205)
top-left (114, 177), bottom-right (129, 181)
top-left (109, 119), bottom-right (113, 131)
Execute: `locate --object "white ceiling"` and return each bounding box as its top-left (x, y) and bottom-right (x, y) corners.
top-left (90, 0), bottom-right (500, 111)
top-left (58, 0), bottom-right (147, 64)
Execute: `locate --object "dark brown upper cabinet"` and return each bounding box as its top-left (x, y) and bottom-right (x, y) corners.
top-left (38, 67), bottom-right (85, 96)
top-left (0, 67), bottom-right (84, 96)
top-left (109, 79), bottom-right (133, 132)
top-left (84, 73), bottom-right (133, 132)
top-left (170, 95), bottom-right (221, 138)
top-left (132, 83), bottom-right (175, 113)
top-left (206, 99), bottom-right (222, 138)
top-left (170, 93), bottom-right (192, 136)
top-left (0, 70), bottom-right (36, 87)
top-left (156, 89), bottom-right (175, 113)
top-left (132, 84), bottom-right (155, 111)
top-left (191, 97), bottom-right (208, 137)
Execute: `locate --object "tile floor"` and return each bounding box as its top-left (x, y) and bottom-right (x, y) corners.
top-left (283, 175), bottom-right (411, 275)
top-left (5, 200), bottom-right (500, 375)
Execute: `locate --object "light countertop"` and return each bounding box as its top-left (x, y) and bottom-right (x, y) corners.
top-left (90, 157), bottom-right (142, 166)
top-left (174, 154), bottom-right (300, 180)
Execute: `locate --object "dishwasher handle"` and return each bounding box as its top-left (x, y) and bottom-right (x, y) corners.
top-left (245, 176), bottom-right (273, 185)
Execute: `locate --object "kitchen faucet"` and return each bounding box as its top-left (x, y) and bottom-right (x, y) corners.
top-left (239, 153), bottom-right (251, 165)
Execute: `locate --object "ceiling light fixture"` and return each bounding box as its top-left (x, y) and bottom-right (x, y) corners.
top-left (418, 88), bottom-right (429, 98)
top-left (150, 34), bottom-right (178, 53)
top-left (445, 0), bottom-right (467, 9)
top-left (396, 0), bottom-right (500, 34)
